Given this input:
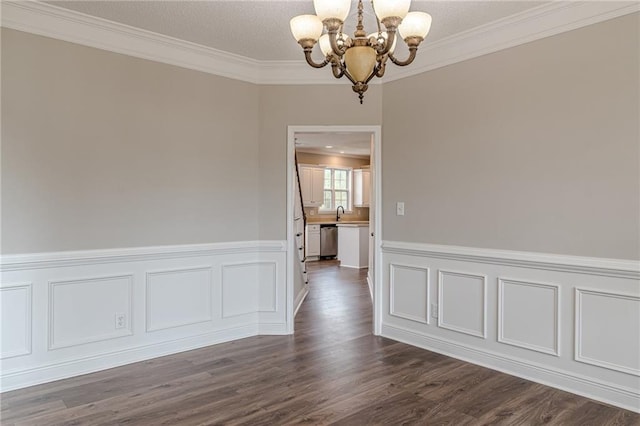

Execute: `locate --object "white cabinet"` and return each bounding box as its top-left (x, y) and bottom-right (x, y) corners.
top-left (299, 166), bottom-right (325, 207)
top-left (305, 224), bottom-right (320, 258)
top-left (353, 169), bottom-right (370, 207)
top-left (337, 224), bottom-right (369, 269)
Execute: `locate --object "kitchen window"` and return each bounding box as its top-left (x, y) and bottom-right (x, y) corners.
top-left (320, 167), bottom-right (351, 212)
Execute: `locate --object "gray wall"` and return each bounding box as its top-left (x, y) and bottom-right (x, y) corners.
top-left (382, 14), bottom-right (639, 260)
top-left (1, 29), bottom-right (260, 253)
top-left (2, 13), bottom-right (638, 260)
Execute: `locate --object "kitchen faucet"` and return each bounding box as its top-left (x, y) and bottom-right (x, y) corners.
top-left (336, 205), bottom-right (345, 221)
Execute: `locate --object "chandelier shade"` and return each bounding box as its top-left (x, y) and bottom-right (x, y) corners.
top-left (373, 0), bottom-right (411, 20)
top-left (291, 0), bottom-right (432, 103)
top-left (290, 15), bottom-right (323, 43)
top-left (313, 0), bottom-right (351, 21)
top-left (398, 11), bottom-right (433, 39)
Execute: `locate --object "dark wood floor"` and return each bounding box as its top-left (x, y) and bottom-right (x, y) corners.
top-left (2, 260), bottom-right (638, 425)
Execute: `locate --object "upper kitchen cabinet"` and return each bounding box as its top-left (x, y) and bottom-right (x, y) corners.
top-left (353, 168), bottom-right (370, 207)
top-left (299, 165), bottom-right (325, 207)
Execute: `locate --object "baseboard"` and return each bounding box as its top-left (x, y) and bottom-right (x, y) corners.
top-left (294, 286), bottom-right (310, 317)
top-left (382, 323), bottom-right (640, 413)
top-left (257, 323), bottom-right (289, 335)
top-left (0, 325), bottom-right (257, 393)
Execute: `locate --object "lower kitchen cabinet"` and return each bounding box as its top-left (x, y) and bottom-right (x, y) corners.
top-left (337, 224), bottom-right (369, 268)
top-left (305, 224), bottom-right (320, 258)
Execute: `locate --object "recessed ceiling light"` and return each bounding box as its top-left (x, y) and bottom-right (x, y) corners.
top-left (325, 145), bottom-right (333, 148)
top-left (340, 151), bottom-right (345, 154)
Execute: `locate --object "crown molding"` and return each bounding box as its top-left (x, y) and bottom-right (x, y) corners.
top-left (2, 1), bottom-right (639, 85)
top-left (0, 1), bottom-right (263, 83)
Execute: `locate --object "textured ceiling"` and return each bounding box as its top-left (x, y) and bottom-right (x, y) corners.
top-left (47, 0), bottom-right (546, 61)
top-left (295, 132), bottom-right (371, 157)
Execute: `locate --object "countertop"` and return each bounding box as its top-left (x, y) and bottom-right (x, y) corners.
top-left (307, 220), bottom-right (369, 226)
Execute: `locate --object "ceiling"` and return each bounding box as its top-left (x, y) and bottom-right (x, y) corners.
top-left (295, 132), bottom-right (371, 157)
top-left (47, 0), bottom-right (546, 62)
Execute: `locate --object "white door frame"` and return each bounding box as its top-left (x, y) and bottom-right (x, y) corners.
top-left (286, 125), bottom-right (383, 335)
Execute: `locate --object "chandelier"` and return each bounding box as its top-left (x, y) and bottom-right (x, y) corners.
top-left (290, 0), bottom-right (432, 103)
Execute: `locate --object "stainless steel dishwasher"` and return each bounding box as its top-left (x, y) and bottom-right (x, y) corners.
top-left (320, 224), bottom-right (338, 258)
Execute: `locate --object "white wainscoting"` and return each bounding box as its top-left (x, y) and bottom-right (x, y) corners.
top-left (0, 241), bottom-right (287, 392)
top-left (438, 270), bottom-right (487, 338)
top-left (389, 264), bottom-right (430, 324)
top-left (221, 262), bottom-right (277, 318)
top-left (49, 274), bottom-right (134, 350)
top-left (575, 288), bottom-right (640, 376)
top-left (381, 241), bottom-right (640, 412)
top-left (146, 267), bottom-right (213, 332)
top-left (0, 283), bottom-right (32, 359)
top-left (499, 278), bottom-right (559, 356)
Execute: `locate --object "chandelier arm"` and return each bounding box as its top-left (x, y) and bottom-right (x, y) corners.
top-left (331, 61), bottom-right (345, 79)
top-left (364, 67), bottom-right (378, 84)
top-left (303, 50), bottom-right (330, 68)
top-left (389, 47), bottom-right (418, 66)
top-left (342, 69), bottom-right (357, 85)
top-left (371, 0), bottom-right (382, 34)
top-left (327, 30), bottom-right (347, 57)
top-left (375, 59), bottom-right (387, 78)
top-left (376, 29), bottom-right (397, 56)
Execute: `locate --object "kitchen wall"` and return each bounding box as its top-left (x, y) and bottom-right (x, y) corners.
top-left (258, 85), bottom-right (383, 241)
top-left (1, 28), bottom-right (261, 254)
top-left (296, 152), bottom-right (369, 169)
top-left (382, 13), bottom-right (639, 260)
top-left (296, 152), bottom-right (370, 222)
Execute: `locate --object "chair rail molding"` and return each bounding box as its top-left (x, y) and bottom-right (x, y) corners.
top-left (0, 240), bottom-right (286, 271)
top-left (381, 241), bottom-right (640, 279)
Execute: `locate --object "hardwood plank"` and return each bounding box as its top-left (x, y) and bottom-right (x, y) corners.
top-left (0, 399), bottom-right (67, 424)
top-left (328, 391), bottom-right (477, 426)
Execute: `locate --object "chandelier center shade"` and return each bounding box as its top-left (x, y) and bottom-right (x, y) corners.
top-left (290, 0), bottom-right (432, 103)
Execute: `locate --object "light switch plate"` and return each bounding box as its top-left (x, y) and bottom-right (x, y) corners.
top-left (396, 202), bottom-right (405, 216)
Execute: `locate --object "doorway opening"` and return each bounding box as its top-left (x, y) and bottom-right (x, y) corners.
top-left (286, 126), bottom-right (382, 335)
